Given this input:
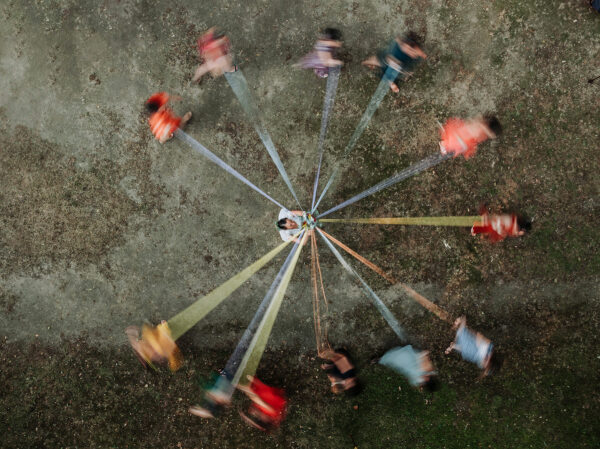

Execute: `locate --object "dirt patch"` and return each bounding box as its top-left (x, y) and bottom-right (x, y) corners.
top-left (0, 289), bottom-right (18, 313)
top-left (0, 125), bottom-right (136, 276)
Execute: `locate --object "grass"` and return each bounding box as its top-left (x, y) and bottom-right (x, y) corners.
top-left (1, 335), bottom-right (598, 449)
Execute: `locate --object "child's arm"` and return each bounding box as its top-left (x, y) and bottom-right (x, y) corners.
top-left (475, 332), bottom-right (491, 347)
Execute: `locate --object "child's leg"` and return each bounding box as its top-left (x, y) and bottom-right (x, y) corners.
top-left (192, 64), bottom-right (210, 82)
top-left (240, 410), bottom-right (268, 431)
top-left (362, 55), bottom-right (381, 68)
top-left (189, 405), bottom-right (214, 418)
top-left (217, 55), bottom-right (235, 74)
top-left (181, 112), bottom-right (192, 129)
top-left (453, 316), bottom-right (466, 330)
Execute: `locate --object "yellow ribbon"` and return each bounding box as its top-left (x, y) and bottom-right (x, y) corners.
top-left (319, 216), bottom-right (482, 227)
top-left (232, 232), bottom-right (308, 386)
top-left (168, 240), bottom-right (292, 341)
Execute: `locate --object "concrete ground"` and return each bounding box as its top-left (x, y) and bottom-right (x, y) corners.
top-left (1, 1), bottom-right (599, 448)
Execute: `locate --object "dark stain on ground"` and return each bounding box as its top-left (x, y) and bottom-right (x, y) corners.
top-left (0, 122), bottom-right (168, 278)
top-left (0, 289), bottom-right (18, 313)
top-left (0, 125), bottom-right (136, 276)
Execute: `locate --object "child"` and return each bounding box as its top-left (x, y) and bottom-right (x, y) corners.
top-left (445, 316), bottom-right (503, 377)
top-left (192, 28), bottom-right (237, 83)
top-left (471, 210), bottom-right (531, 242)
top-left (378, 345), bottom-right (439, 392)
top-left (296, 28), bottom-right (343, 78)
top-left (238, 376), bottom-right (287, 432)
top-left (320, 348), bottom-right (360, 395)
top-left (362, 32), bottom-right (427, 93)
top-left (276, 208), bottom-right (306, 242)
top-left (439, 115), bottom-right (502, 159)
top-left (125, 321), bottom-right (183, 371)
top-left (145, 92), bottom-right (191, 143)
top-left (189, 373), bottom-right (233, 419)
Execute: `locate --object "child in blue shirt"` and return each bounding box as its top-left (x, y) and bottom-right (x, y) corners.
top-left (361, 32), bottom-right (427, 92)
top-left (445, 316), bottom-right (503, 376)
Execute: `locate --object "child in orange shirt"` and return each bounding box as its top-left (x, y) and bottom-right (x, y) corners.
top-left (145, 92), bottom-right (191, 143)
top-left (125, 321), bottom-right (183, 371)
top-left (439, 115), bottom-right (502, 159)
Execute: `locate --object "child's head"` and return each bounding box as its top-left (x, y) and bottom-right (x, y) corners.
top-left (277, 218), bottom-right (299, 230)
top-left (145, 99), bottom-right (161, 115)
top-left (198, 28), bottom-right (228, 53)
top-left (345, 378), bottom-right (363, 396)
top-left (403, 31), bottom-right (424, 49)
top-left (321, 27), bottom-right (342, 41)
top-left (485, 351), bottom-right (503, 376)
top-left (517, 216), bottom-right (532, 232)
top-left (334, 347), bottom-right (352, 359)
top-left (484, 115), bottom-right (503, 137)
top-left (213, 30), bottom-right (226, 40)
top-left (422, 376), bottom-right (440, 393)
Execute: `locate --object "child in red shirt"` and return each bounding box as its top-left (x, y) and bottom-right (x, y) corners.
top-left (471, 209), bottom-right (531, 242)
top-left (145, 92), bottom-right (191, 143)
top-left (439, 115), bottom-right (502, 159)
top-left (238, 376), bottom-right (287, 432)
top-left (192, 28), bottom-right (237, 83)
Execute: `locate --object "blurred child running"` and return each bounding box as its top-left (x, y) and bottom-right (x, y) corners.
top-left (192, 27), bottom-right (237, 83)
top-left (296, 28), bottom-right (343, 78)
top-left (362, 31), bottom-right (427, 93)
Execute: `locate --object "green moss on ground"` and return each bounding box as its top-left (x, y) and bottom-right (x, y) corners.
top-left (1, 332), bottom-right (599, 449)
